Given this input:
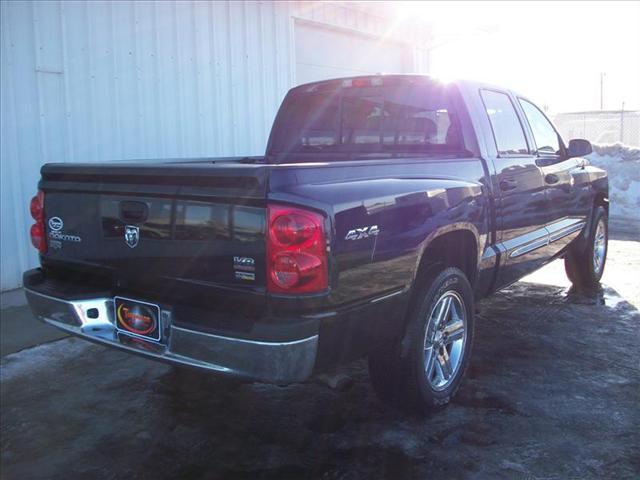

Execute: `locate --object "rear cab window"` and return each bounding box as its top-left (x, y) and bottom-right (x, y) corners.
top-left (268, 78), bottom-right (468, 159)
top-left (480, 89), bottom-right (529, 156)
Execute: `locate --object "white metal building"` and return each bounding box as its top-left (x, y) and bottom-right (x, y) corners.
top-left (0, 1), bottom-right (433, 291)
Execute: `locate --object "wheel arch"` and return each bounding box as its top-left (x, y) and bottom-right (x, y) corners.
top-left (593, 191), bottom-right (609, 216)
top-left (402, 225), bottom-right (480, 337)
top-left (413, 225), bottom-right (480, 287)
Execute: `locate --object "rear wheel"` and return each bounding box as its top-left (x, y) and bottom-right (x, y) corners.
top-left (565, 207), bottom-right (608, 288)
top-left (368, 267), bottom-right (475, 414)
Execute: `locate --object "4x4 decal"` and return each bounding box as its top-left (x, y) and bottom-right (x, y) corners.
top-left (345, 225), bottom-right (380, 241)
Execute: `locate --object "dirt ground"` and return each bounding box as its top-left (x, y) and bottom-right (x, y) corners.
top-left (1, 237), bottom-right (638, 479)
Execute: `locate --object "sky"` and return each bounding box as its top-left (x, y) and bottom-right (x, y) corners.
top-left (393, 1), bottom-right (640, 114)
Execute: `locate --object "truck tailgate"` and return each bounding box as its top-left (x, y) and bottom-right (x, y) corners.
top-left (38, 160), bottom-right (269, 327)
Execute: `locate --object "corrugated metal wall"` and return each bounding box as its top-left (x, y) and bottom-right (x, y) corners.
top-left (1, 0), bottom-right (296, 290)
top-left (0, 1), bottom-right (431, 290)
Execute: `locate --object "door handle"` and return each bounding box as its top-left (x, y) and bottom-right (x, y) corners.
top-left (499, 179), bottom-right (518, 191)
top-left (545, 174), bottom-right (559, 185)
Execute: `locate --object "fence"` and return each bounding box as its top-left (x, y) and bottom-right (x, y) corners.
top-left (553, 110), bottom-right (640, 147)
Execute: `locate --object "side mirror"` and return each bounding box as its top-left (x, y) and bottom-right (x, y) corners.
top-left (567, 139), bottom-right (592, 158)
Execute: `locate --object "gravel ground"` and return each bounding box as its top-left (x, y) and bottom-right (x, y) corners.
top-left (1, 239), bottom-right (638, 479)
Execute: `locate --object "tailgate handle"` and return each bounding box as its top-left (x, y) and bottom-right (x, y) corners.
top-left (119, 201), bottom-right (149, 223)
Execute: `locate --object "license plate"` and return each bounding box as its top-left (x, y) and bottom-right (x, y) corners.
top-left (114, 296), bottom-right (161, 342)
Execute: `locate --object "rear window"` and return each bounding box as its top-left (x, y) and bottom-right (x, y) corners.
top-left (268, 80), bottom-right (466, 156)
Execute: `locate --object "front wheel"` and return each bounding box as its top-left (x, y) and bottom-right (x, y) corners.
top-left (565, 207), bottom-right (608, 288)
top-left (368, 267), bottom-right (475, 414)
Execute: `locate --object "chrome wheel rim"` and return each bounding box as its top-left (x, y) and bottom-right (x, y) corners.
top-left (593, 219), bottom-right (607, 275)
top-left (423, 291), bottom-right (467, 391)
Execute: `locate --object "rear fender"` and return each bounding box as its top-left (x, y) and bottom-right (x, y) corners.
top-left (412, 223), bottom-right (482, 285)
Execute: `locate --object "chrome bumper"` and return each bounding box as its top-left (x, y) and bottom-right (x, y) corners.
top-left (24, 288), bottom-right (318, 384)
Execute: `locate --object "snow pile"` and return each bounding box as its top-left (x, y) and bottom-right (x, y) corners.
top-left (587, 143), bottom-right (640, 222)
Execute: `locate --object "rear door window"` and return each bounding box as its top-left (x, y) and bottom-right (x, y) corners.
top-left (480, 90), bottom-right (529, 156)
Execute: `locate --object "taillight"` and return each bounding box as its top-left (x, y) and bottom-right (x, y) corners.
top-left (29, 190), bottom-right (47, 254)
top-left (267, 204), bottom-right (327, 294)
top-left (30, 191), bottom-right (44, 221)
top-left (342, 77), bottom-right (383, 88)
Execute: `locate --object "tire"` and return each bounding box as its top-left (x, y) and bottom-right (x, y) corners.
top-left (564, 207), bottom-right (608, 289)
top-left (368, 267), bottom-right (475, 415)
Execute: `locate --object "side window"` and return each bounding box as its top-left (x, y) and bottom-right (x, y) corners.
top-left (519, 99), bottom-right (561, 155)
top-left (480, 90), bottom-right (529, 156)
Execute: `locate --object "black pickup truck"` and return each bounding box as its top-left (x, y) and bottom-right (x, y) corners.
top-left (24, 75), bottom-right (608, 413)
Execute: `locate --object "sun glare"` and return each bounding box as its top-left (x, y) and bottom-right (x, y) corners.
top-left (392, 1), bottom-right (640, 113)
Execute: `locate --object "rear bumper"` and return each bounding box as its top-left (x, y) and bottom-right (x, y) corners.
top-left (24, 287), bottom-right (318, 384)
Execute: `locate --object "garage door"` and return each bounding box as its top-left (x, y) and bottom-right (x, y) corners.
top-left (295, 22), bottom-right (412, 85)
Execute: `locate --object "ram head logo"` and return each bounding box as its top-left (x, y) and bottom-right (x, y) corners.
top-left (124, 225), bottom-right (140, 249)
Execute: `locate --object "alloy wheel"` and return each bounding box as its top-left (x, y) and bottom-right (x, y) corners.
top-left (423, 291), bottom-right (467, 391)
top-left (593, 218), bottom-right (607, 275)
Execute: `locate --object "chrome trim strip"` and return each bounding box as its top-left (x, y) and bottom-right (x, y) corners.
top-left (170, 325), bottom-right (317, 347)
top-left (506, 219), bottom-right (586, 259)
top-left (509, 234), bottom-right (549, 259)
top-left (548, 221), bottom-right (586, 243)
top-left (371, 290), bottom-right (404, 304)
top-left (24, 287), bottom-right (318, 383)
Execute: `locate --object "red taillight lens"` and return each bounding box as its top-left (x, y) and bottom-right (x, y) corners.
top-left (272, 253), bottom-right (300, 289)
top-left (272, 212), bottom-right (316, 245)
top-left (30, 191), bottom-right (44, 221)
top-left (267, 205), bottom-right (327, 294)
top-left (29, 191), bottom-right (47, 254)
top-left (351, 78), bottom-right (370, 87)
top-left (30, 223), bottom-right (45, 252)
top-left (272, 252), bottom-right (324, 289)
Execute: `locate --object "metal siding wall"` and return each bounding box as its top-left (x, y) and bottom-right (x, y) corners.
top-left (1, 1), bottom-right (45, 289)
top-left (0, 0), bottom-right (294, 290)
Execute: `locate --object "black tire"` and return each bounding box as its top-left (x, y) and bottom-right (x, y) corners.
top-left (368, 267), bottom-right (475, 414)
top-left (564, 207), bottom-right (608, 289)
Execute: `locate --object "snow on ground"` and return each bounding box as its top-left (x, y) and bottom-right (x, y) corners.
top-left (587, 143), bottom-right (640, 222)
top-left (0, 337), bottom-right (90, 383)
